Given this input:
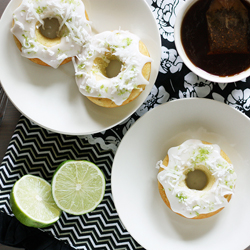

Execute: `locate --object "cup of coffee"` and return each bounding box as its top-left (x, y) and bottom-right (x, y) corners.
top-left (174, 0), bottom-right (250, 83)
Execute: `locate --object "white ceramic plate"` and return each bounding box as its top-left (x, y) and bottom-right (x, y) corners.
top-left (112, 98), bottom-right (250, 250)
top-left (0, 0), bottom-right (161, 135)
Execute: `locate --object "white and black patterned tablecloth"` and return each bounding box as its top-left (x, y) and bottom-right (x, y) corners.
top-left (1, 0), bottom-right (250, 249)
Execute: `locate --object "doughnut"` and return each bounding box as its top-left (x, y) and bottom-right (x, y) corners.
top-left (73, 30), bottom-right (152, 107)
top-left (11, 0), bottom-right (91, 68)
top-left (156, 139), bottom-right (237, 219)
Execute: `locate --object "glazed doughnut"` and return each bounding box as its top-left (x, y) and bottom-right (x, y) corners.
top-left (11, 0), bottom-right (91, 68)
top-left (156, 139), bottom-right (237, 219)
top-left (73, 30), bottom-right (152, 107)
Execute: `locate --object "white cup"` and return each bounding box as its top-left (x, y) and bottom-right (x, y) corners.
top-left (174, 0), bottom-right (250, 83)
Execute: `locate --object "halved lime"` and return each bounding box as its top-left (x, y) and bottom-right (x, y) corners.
top-left (51, 160), bottom-right (106, 215)
top-left (10, 175), bottom-right (61, 228)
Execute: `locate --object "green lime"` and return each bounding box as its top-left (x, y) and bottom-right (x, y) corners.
top-left (10, 175), bottom-right (61, 228)
top-left (51, 160), bottom-right (106, 215)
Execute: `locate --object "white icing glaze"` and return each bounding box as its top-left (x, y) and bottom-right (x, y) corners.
top-left (73, 30), bottom-right (152, 106)
top-left (156, 139), bottom-right (237, 218)
top-left (11, 0), bottom-right (91, 68)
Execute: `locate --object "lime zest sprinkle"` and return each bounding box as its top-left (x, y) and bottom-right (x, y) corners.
top-left (36, 6), bottom-right (47, 14)
top-left (78, 63), bottom-right (85, 69)
top-left (118, 89), bottom-right (127, 96)
top-left (191, 147), bottom-right (210, 166)
top-left (86, 86), bottom-right (91, 93)
top-left (176, 193), bottom-right (187, 203)
top-left (122, 37), bottom-right (132, 47)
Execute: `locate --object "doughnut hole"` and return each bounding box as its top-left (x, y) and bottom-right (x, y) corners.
top-left (39, 18), bottom-right (60, 39)
top-left (106, 59), bottom-right (123, 78)
top-left (36, 18), bottom-right (69, 47)
top-left (183, 166), bottom-right (215, 191)
top-left (92, 55), bottom-right (123, 80)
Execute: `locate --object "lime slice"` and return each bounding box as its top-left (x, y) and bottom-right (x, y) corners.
top-left (51, 160), bottom-right (106, 215)
top-left (10, 175), bottom-right (61, 228)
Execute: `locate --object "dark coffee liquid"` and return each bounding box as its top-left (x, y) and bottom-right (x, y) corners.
top-left (181, 0), bottom-right (250, 76)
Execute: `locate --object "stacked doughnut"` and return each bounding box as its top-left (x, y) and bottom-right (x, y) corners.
top-left (11, 0), bottom-right (152, 107)
top-left (73, 30), bottom-right (151, 107)
top-left (11, 0), bottom-right (91, 68)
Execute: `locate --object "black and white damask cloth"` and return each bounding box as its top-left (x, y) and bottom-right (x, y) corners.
top-left (1, 0), bottom-right (250, 249)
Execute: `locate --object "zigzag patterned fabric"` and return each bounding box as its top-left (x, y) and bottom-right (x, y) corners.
top-left (0, 116), bottom-right (143, 249)
top-left (2, 0), bottom-right (250, 249)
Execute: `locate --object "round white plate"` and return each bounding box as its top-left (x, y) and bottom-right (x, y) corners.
top-left (0, 0), bottom-right (161, 135)
top-left (112, 98), bottom-right (250, 250)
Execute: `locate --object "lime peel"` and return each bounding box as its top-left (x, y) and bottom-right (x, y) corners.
top-left (10, 174), bottom-right (61, 228)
